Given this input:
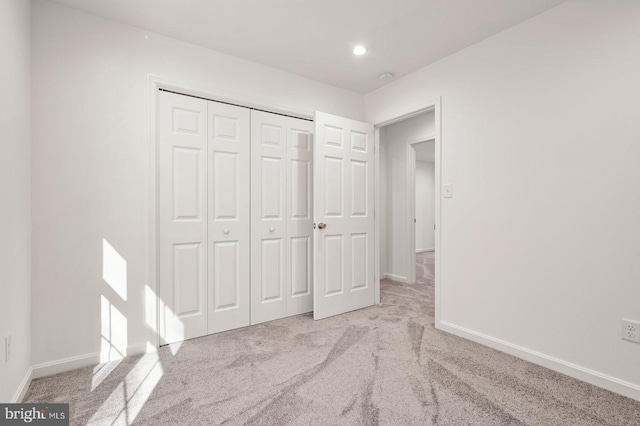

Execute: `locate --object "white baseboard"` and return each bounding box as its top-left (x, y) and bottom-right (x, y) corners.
top-left (32, 343), bottom-right (149, 379)
top-left (12, 367), bottom-right (33, 403)
top-left (437, 320), bottom-right (640, 402)
top-left (383, 273), bottom-right (409, 283)
top-left (33, 352), bottom-right (101, 379)
top-left (416, 248), bottom-right (435, 253)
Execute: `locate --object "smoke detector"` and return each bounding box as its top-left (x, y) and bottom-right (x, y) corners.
top-left (378, 72), bottom-right (395, 81)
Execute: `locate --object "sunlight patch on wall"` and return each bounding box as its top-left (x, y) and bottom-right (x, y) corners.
top-left (146, 284), bottom-right (185, 355)
top-left (144, 285), bottom-right (157, 333)
top-left (160, 295), bottom-right (184, 355)
top-left (103, 239), bottom-right (128, 301)
top-left (101, 295), bottom-right (128, 363)
top-left (88, 352), bottom-right (164, 425)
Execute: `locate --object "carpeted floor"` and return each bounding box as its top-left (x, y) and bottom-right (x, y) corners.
top-left (24, 252), bottom-right (640, 425)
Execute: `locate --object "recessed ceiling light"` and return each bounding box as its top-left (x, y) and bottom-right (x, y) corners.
top-left (353, 45), bottom-right (367, 56)
top-left (378, 72), bottom-right (395, 81)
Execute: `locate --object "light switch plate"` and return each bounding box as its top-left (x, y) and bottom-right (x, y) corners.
top-left (443, 184), bottom-right (453, 198)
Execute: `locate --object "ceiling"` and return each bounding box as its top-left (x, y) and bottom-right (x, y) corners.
top-left (414, 141), bottom-right (435, 163)
top-left (50, 0), bottom-right (567, 94)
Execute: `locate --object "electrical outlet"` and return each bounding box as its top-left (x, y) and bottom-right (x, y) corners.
top-left (622, 319), bottom-right (640, 343)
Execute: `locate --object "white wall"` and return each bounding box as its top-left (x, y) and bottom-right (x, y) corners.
top-left (379, 140), bottom-right (388, 279)
top-left (380, 112), bottom-right (435, 281)
top-left (31, 0), bottom-right (365, 369)
top-left (415, 160), bottom-right (435, 252)
top-left (366, 0), bottom-right (640, 398)
top-left (0, 0), bottom-right (31, 402)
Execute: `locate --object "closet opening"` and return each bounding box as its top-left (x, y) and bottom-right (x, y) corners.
top-left (156, 88), bottom-right (314, 345)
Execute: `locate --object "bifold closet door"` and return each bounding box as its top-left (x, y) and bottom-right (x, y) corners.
top-left (159, 91), bottom-right (251, 343)
top-left (158, 92), bottom-right (209, 344)
top-left (251, 111), bottom-right (313, 324)
top-left (207, 101), bottom-right (251, 334)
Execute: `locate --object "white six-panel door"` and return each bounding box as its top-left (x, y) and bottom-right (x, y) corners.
top-left (158, 92), bottom-right (209, 344)
top-left (313, 111), bottom-right (375, 320)
top-left (251, 111), bottom-right (313, 324)
top-left (207, 101), bottom-right (251, 334)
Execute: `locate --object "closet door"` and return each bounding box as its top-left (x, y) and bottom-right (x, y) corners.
top-left (251, 112), bottom-right (314, 324)
top-left (286, 117), bottom-right (314, 316)
top-left (158, 91), bottom-right (208, 344)
top-left (250, 111), bottom-right (287, 324)
top-left (207, 101), bottom-right (251, 333)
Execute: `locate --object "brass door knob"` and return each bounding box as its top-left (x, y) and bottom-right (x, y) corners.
top-left (318, 223), bottom-right (327, 229)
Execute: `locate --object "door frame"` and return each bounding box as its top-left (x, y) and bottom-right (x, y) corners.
top-left (146, 74), bottom-right (314, 350)
top-left (406, 136), bottom-right (436, 285)
top-left (373, 97), bottom-right (441, 325)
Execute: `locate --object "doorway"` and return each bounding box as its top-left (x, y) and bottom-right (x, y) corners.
top-left (377, 109), bottom-right (439, 295)
top-left (410, 140), bottom-right (436, 285)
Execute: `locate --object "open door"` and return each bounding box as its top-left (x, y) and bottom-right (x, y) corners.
top-left (313, 112), bottom-right (375, 320)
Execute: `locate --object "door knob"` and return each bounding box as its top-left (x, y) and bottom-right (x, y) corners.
top-left (269, 227), bottom-right (275, 232)
top-left (318, 223), bottom-right (327, 229)
top-left (223, 228), bottom-right (230, 234)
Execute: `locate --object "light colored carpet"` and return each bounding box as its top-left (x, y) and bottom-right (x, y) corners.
top-left (24, 252), bottom-right (640, 425)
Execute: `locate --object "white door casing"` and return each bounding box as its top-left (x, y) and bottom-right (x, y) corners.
top-left (207, 100), bottom-right (251, 334)
top-left (158, 91), bottom-right (208, 343)
top-left (313, 111), bottom-right (375, 320)
top-left (251, 111), bottom-right (313, 324)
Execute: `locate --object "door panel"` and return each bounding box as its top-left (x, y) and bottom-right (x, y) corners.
top-left (173, 243), bottom-right (202, 315)
top-left (208, 101), bottom-right (250, 334)
top-left (351, 234), bottom-right (368, 290)
top-left (261, 239), bottom-right (284, 301)
top-left (351, 160), bottom-right (368, 216)
top-left (158, 91), bottom-right (208, 343)
top-left (212, 152), bottom-right (239, 219)
top-left (314, 112), bottom-right (375, 320)
top-left (251, 111), bottom-right (287, 324)
top-left (324, 235), bottom-right (344, 295)
top-left (261, 157), bottom-right (283, 218)
top-left (290, 237), bottom-right (311, 296)
top-left (212, 241), bottom-right (239, 310)
top-left (290, 160), bottom-right (310, 218)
